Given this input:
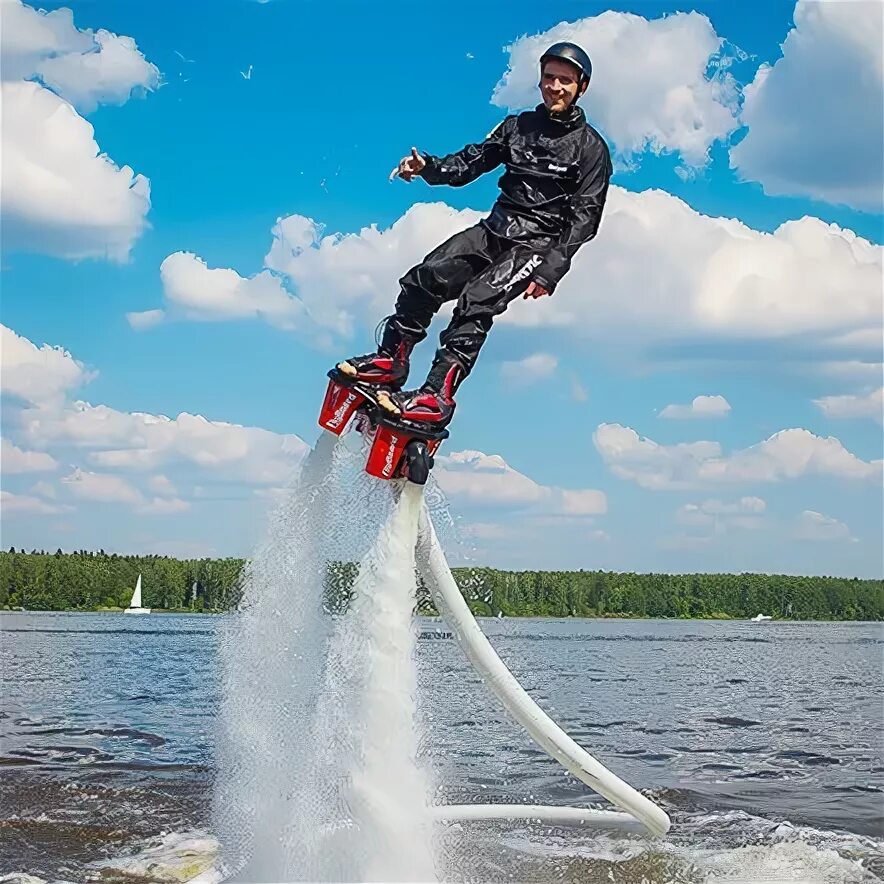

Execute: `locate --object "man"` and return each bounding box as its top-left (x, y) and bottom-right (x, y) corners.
top-left (339, 42), bottom-right (612, 428)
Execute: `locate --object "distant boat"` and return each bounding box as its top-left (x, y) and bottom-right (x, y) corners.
top-left (751, 613), bottom-right (772, 622)
top-left (124, 574), bottom-right (151, 614)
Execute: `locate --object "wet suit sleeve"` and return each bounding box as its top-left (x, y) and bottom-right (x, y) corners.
top-left (419, 117), bottom-right (513, 187)
top-left (533, 134), bottom-right (612, 293)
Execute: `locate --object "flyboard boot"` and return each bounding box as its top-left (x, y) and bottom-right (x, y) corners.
top-left (336, 317), bottom-right (414, 391)
top-left (318, 323), bottom-right (449, 485)
top-left (382, 348), bottom-right (464, 430)
top-left (320, 317), bottom-right (414, 433)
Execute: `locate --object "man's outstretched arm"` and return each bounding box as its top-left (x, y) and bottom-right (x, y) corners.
top-left (413, 117), bottom-right (513, 188)
top-left (531, 137), bottom-right (612, 294)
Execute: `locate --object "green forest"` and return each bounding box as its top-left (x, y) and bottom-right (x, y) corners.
top-left (0, 549), bottom-right (243, 613)
top-left (2, 548), bottom-right (882, 620)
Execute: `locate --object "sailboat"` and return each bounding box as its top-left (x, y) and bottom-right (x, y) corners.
top-left (124, 574), bottom-right (151, 614)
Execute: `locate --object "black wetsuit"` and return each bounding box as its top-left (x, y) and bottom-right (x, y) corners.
top-left (389, 102), bottom-right (612, 378)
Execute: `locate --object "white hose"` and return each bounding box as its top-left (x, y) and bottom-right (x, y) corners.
top-left (415, 504), bottom-right (671, 837)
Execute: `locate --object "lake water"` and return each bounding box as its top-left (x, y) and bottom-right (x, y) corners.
top-left (2, 611), bottom-right (882, 883)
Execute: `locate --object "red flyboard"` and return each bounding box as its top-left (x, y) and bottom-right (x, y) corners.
top-left (318, 378), bottom-right (364, 436)
top-left (365, 423), bottom-right (410, 480)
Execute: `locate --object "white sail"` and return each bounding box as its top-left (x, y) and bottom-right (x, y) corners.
top-left (130, 574), bottom-right (143, 609)
top-left (124, 574), bottom-right (150, 613)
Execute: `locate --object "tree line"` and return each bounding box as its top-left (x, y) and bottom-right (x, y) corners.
top-left (441, 567), bottom-right (883, 621)
top-left (0, 548), bottom-right (243, 612)
top-left (3, 548), bottom-right (881, 620)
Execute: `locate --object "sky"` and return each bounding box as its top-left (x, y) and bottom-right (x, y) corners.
top-left (1, 0), bottom-right (882, 577)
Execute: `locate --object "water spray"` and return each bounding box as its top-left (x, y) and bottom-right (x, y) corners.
top-left (215, 433), bottom-right (669, 884)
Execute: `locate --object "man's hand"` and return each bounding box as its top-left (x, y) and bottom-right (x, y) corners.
top-left (394, 147), bottom-right (427, 182)
top-left (523, 280), bottom-right (551, 299)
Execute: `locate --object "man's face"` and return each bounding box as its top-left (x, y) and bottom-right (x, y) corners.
top-left (540, 58), bottom-right (584, 113)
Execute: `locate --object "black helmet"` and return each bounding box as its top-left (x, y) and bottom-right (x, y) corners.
top-left (540, 42), bottom-right (592, 85)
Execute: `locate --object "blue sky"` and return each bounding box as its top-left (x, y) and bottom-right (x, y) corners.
top-left (1, 0), bottom-right (882, 577)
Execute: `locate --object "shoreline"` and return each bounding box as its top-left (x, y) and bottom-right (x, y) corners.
top-left (2, 608), bottom-right (880, 623)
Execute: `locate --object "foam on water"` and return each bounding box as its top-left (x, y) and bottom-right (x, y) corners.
top-left (687, 816), bottom-right (881, 883)
top-left (90, 832), bottom-right (221, 883)
top-left (447, 809), bottom-right (882, 883)
top-left (49, 806), bottom-right (881, 884)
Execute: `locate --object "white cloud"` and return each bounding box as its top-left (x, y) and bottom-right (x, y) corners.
top-left (0, 324), bottom-right (305, 551)
top-left (139, 204), bottom-right (477, 338)
top-left (59, 467), bottom-right (190, 514)
top-left (813, 361), bottom-right (884, 383)
top-left (508, 189), bottom-right (882, 364)
top-left (0, 489), bottom-right (68, 515)
top-left (675, 504), bottom-right (714, 528)
top-left (0, 1), bottom-right (157, 261)
top-left (36, 29), bottom-right (159, 113)
top-left (731, 1), bottom-right (883, 210)
top-left (594, 423), bottom-right (881, 490)
top-left (464, 522), bottom-right (508, 541)
top-left (570, 377), bottom-right (589, 403)
top-left (660, 395), bottom-right (731, 419)
top-left (1, 437), bottom-right (58, 473)
top-left (700, 496), bottom-right (766, 515)
top-left (31, 480), bottom-right (56, 499)
top-left (560, 488), bottom-right (607, 516)
top-left (2, 327), bottom-right (308, 502)
top-left (473, 518), bottom-right (607, 539)
top-left (499, 353), bottom-right (558, 385)
top-left (136, 496), bottom-right (190, 515)
top-left (492, 11), bottom-right (740, 166)
top-left (434, 449), bottom-right (606, 515)
top-left (794, 510), bottom-right (856, 543)
top-left (22, 402), bottom-right (308, 486)
top-left (159, 252), bottom-right (306, 329)
top-left (676, 496), bottom-right (766, 529)
top-left (0, 0), bottom-right (92, 81)
top-left (0, 324), bottom-right (93, 405)
top-left (435, 450), bottom-right (549, 506)
top-left (135, 192), bottom-right (881, 374)
top-left (263, 204), bottom-right (470, 337)
top-left (593, 424), bottom-right (720, 491)
top-left (707, 429), bottom-right (882, 484)
top-left (728, 515), bottom-right (767, 532)
top-left (148, 474), bottom-right (177, 497)
top-left (61, 467), bottom-right (142, 503)
top-left (1, 0), bottom-right (159, 110)
top-left (814, 387), bottom-right (883, 423)
top-left (1, 80), bottom-right (151, 261)
top-left (126, 309), bottom-right (165, 331)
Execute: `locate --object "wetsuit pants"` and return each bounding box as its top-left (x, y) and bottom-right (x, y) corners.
top-left (388, 222), bottom-right (551, 379)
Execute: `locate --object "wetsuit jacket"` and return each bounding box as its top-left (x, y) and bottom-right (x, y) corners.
top-left (419, 104), bottom-right (612, 293)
